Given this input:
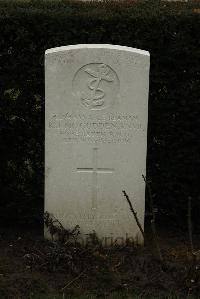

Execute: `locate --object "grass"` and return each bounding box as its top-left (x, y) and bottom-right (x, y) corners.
top-left (30, 294), bottom-right (195, 299)
top-left (0, 0), bottom-right (200, 10)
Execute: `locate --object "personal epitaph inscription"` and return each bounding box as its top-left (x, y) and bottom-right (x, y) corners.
top-left (45, 44), bottom-right (150, 245)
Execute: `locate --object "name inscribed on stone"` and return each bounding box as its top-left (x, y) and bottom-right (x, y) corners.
top-left (48, 112), bottom-right (144, 144)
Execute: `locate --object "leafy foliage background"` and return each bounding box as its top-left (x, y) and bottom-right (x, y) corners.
top-left (0, 0), bottom-right (200, 228)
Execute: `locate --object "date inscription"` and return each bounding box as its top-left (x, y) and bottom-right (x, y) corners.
top-left (48, 112), bottom-right (144, 144)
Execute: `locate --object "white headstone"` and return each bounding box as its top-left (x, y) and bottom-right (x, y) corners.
top-left (45, 44), bottom-right (150, 245)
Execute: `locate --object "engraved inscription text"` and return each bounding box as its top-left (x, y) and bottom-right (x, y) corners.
top-left (48, 112), bottom-right (144, 144)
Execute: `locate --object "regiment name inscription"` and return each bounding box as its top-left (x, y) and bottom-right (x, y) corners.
top-left (48, 112), bottom-right (144, 143)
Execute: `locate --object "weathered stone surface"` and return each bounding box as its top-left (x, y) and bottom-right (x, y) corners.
top-left (45, 44), bottom-right (150, 245)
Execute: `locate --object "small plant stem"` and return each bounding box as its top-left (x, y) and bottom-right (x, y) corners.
top-left (188, 196), bottom-right (194, 254)
top-left (61, 269), bottom-right (86, 291)
top-left (122, 190), bottom-right (145, 240)
top-left (142, 175), bottom-right (163, 262)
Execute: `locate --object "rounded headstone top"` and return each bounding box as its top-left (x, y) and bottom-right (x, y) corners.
top-left (45, 44), bottom-right (150, 56)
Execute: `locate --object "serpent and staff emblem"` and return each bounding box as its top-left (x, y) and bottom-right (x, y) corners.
top-left (73, 63), bottom-right (119, 110)
top-left (81, 64), bottom-right (114, 109)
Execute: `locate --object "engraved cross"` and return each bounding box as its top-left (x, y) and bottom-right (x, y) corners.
top-left (77, 147), bottom-right (114, 209)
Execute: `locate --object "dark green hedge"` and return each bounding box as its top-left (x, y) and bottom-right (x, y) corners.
top-left (0, 0), bottom-right (200, 229)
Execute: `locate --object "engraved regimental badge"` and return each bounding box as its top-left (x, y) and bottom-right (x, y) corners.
top-left (73, 63), bottom-right (119, 110)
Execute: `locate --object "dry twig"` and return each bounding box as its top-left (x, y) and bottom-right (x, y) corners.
top-left (142, 175), bottom-right (163, 262)
top-left (61, 269), bottom-right (86, 291)
top-left (188, 196), bottom-right (194, 254)
top-left (122, 190), bottom-right (145, 240)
